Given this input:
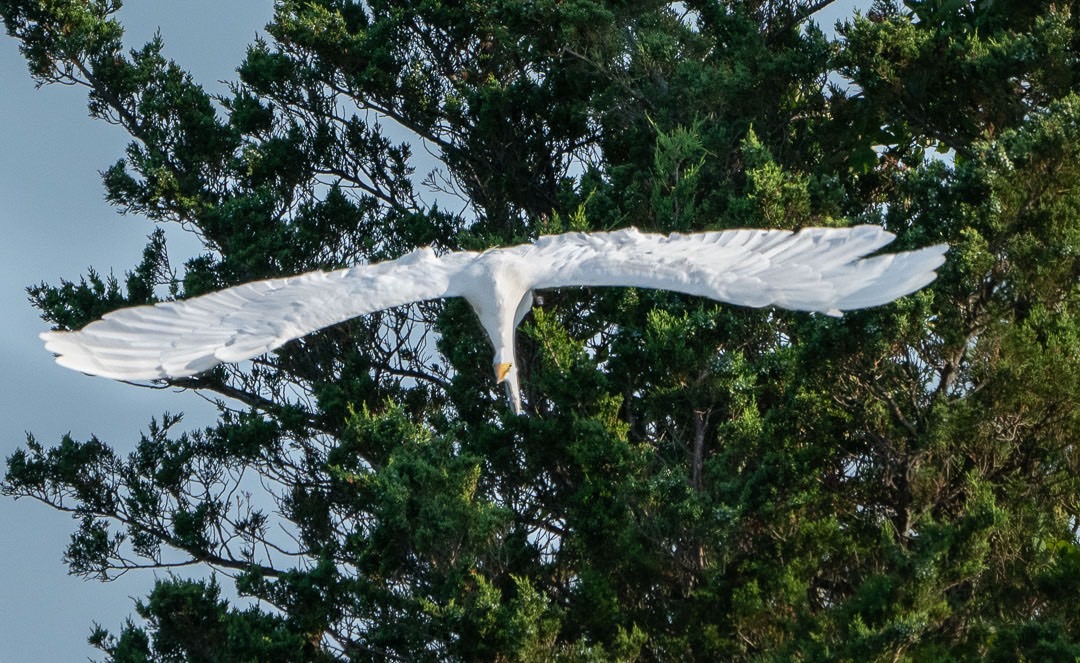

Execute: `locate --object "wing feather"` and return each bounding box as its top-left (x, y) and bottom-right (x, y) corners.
top-left (42, 226), bottom-right (947, 383)
top-left (41, 249), bottom-right (476, 380)
top-left (513, 225), bottom-right (946, 315)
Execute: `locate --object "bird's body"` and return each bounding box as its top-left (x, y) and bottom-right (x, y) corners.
top-left (41, 226), bottom-right (948, 413)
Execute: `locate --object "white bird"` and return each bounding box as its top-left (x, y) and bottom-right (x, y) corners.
top-left (41, 225), bottom-right (947, 413)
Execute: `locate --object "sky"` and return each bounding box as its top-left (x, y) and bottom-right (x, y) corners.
top-left (0, 1), bottom-right (863, 660)
top-left (0, 4), bottom-right (271, 660)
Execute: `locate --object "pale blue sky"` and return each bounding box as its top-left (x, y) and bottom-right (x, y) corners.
top-left (0, 2), bottom-right (862, 660)
top-left (0, 4), bottom-right (269, 660)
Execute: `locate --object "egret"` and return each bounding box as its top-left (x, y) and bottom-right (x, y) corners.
top-left (41, 225), bottom-right (947, 413)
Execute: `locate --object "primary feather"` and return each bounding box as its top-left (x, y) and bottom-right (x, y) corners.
top-left (41, 226), bottom-right (948, 412)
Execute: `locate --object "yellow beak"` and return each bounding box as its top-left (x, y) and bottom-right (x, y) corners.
top-left (496, 362), bottom-right (512, 382)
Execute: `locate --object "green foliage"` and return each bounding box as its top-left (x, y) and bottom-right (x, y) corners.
top-left (3, 0), bottom-right (1080, 660)
top-left (88, 576), bottom-right (333, 662)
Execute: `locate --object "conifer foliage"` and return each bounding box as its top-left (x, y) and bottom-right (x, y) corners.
top-left (3, 1), bottom-right (1079, 659)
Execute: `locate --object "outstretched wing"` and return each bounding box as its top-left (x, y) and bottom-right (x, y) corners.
top-left (41, 248), bottom-right (477, 380)
top-left (509, 225), bottom-right (947, 314)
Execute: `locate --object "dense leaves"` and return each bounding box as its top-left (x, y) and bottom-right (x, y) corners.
top-left (3, 0), bottom-right (1079, 660)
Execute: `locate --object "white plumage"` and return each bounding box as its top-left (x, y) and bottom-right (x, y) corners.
top-left (41, 225), bottom-right (947, 413)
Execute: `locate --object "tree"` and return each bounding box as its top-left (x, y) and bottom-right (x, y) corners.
top-left (3, 0), bottom-right (1079, 659)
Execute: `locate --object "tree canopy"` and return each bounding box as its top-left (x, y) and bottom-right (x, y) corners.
top-left (3, 0), bottom-right (1079, 660)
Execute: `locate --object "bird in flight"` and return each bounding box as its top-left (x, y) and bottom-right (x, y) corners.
top-left (41, 225), bottom-right (947, 413)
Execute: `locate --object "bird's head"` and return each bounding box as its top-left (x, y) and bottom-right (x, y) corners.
top-left (493, 361), bottom-right (523, 414)
top-left (495, 362), bottom-right (513, 383)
